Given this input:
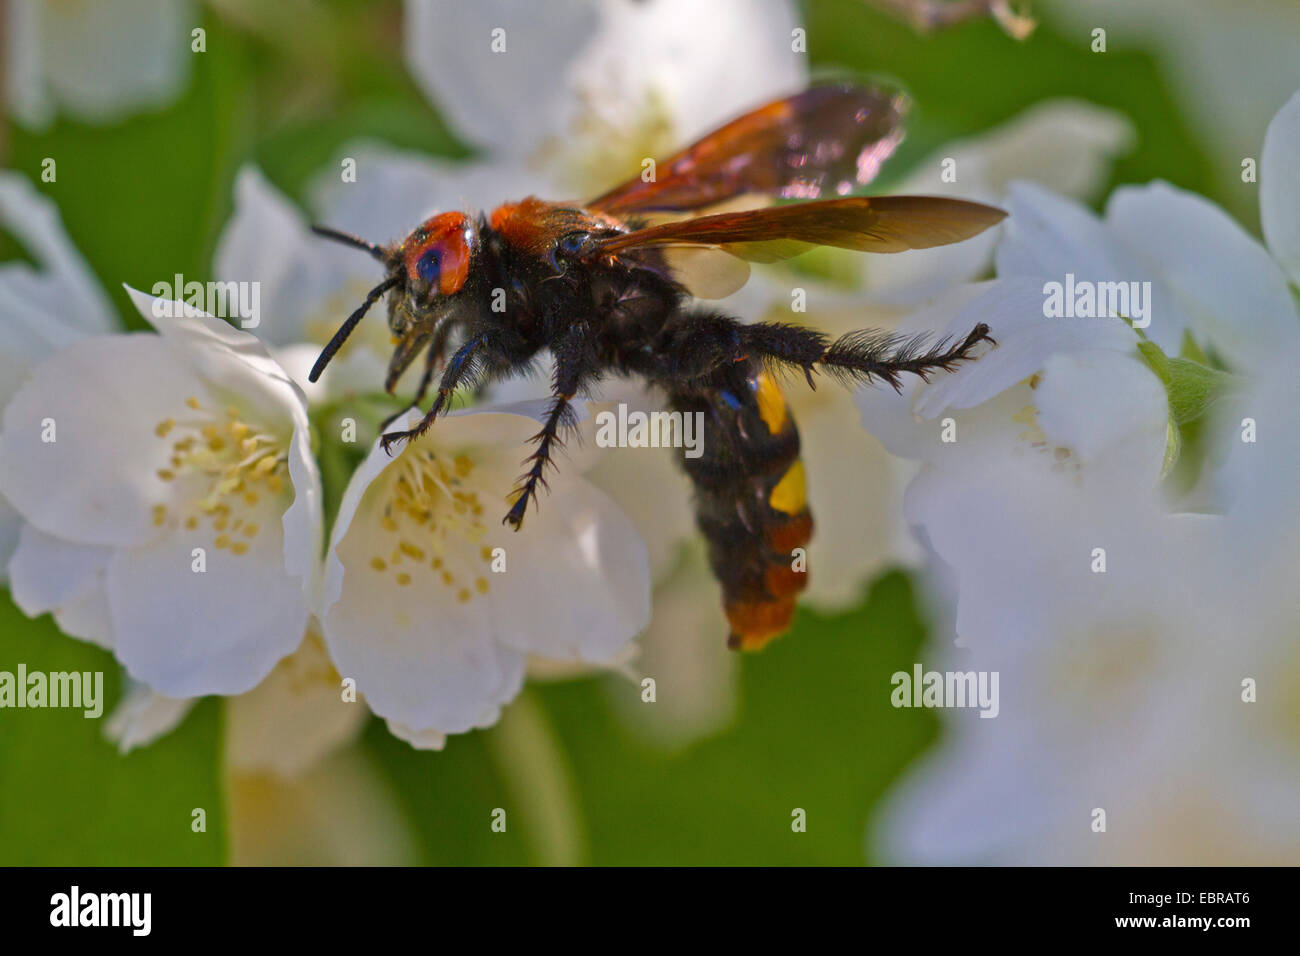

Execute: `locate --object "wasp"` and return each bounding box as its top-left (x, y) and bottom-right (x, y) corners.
top-left (310, 83), bottom-right (1005, 651)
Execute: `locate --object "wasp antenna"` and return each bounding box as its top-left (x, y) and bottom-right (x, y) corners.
top-left (309, 275), bottom-right (401, 382)
top-left (311, 224), bottom-right (389, 262)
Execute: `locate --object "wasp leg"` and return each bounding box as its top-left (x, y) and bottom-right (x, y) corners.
top-left (379, 324), bottom-right (454, 433)
top-left (737, 320), bottom-right (995, 391)
top-left (380, 333), bottom-right (489, 455)
top-left (502, 330), bottom-right (596, 530)
top-left (643, 310), bottom-right (993, 391)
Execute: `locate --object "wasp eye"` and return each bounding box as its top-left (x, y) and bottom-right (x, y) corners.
top-left (416, 248), bottom-right (441, 284)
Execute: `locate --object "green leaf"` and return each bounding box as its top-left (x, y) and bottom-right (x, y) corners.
top-left (1159, 418), bottom-right (1182, 479)
top-left (0, 593), bottom-right (226, 865)
top-left (1137, 340), bottom-right (1235, 426)
top-left (1163, 356), bottom-right (1235, 425)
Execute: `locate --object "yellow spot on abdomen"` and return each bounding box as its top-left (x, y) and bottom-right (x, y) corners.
top-left (755, 373), bottom-right (788, 434)
top-left (769, 459), bottom-right (807, 515)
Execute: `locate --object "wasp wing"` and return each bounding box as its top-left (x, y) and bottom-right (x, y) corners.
top-left (596, 196), bottom-right (1008, 268)
top-left (588, 83), bottom-right (909, 215)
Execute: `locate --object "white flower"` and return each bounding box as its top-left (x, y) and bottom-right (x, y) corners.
top-left (859, 283), bottom-right (1214, 863)
top-left (0, 289), bottom-right (322, 697)
top-left (994, 178), bottom-right (1297, 365)
top-left (403, 0), bottom-right (805, 192)
top-left (5, 0), bottom-right (193, 129)
top-left (865, 89), bottom-right (1300, 864)
top-left (319, 401), bottom-right (650, 738)
top-left (0, 175), bottom-right (368, 780)
top-left (0, 172), bottom-right (121, 573)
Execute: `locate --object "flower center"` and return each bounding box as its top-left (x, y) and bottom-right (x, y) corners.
top-left (151, 394), bottom-right (290, 555)
top-left (1013, 376), bottom-right (1077, 474)
top-left (365, 447), bottom-right (496, 603)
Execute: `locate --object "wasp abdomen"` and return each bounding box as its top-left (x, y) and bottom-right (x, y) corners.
top-left (672, 369), bottom-right (812, 651)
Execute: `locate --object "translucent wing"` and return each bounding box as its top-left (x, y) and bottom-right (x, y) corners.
top-left (596, 196), bottom-right (1008, 265)
top-left (588, 83), bottom-right (909, 215)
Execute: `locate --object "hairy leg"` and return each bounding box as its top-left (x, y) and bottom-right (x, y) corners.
top-left (741, 320), bottom-right (995, 391)
top-left (379, 333), bottom-right (490, 455)
top-left (645, 309), bottom-right (994, 391)
top-left (503, 326), bottom-right (598, 529)
top-left (379, 324), bottom-right (455, 433)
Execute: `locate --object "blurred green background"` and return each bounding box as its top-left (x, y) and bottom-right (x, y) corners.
top-left (0, 0), bottom-right (1233, 864)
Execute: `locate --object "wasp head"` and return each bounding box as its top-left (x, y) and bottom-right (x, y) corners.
top-left (308, 212), bottom-right (478, 390)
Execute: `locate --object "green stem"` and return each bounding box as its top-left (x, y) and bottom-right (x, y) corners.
top-left (486, 691), bottom-right (587, 866)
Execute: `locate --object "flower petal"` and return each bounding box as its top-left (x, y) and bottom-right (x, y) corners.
top-left (106, 515), bottom-right (311, 697)
top-left (607, 544), bottom-right (738, 748)
top-left (6, 0), bottom-right (192, 129)
top-left (225, 632), bottom-right (368, 777)
top-left (124, 287), bottom-right (311, 430)
top-left (1034, 350), bottom-right (1169, 480)
top-left (213, 166), bottom-right (359, 348)
top-left (403, 0), bottom-right (803, 167)
top-left (491, 478), bottom-right (651, 661)
top-left (0, 173), bottom-right (117, 373)
top-left (1261, 88), bottom-right (1300, 289)
top-left (0, 334), bottom-right (212, 547)
top-left (582, 384), bottom-right (695, 581)
top-left (384, 721), bottom-right (448, 751)
top-left (1107, 180), bottom-right (1299, 365)
top-left (52, 585), bottom-right (115, 650)
top-left (103, 680), bottom-right (195, 753)
top-left (995, 182), bottom-right (1192, 353)
top-left (0, 497), bottom-right (22, 582)
top-left (404, 0), bottom-right (601, 154)
top-left (912, 277), bottom-right (1136, 420)
top-left (324, 576), bottom-right (528, 735)
top-left (7, 522), bottom-right (109, 616)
